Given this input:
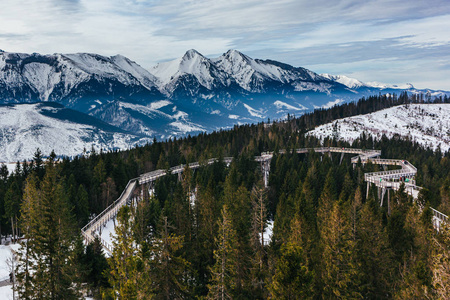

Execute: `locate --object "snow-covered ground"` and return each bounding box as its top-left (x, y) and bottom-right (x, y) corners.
top-left (0, 242), bottom-right (21, 300)
top-left (308, 104), bottom-right (450, 153)
top-left (0, 286), bottom-right (13, 300)
top-left (262, 220), bottom-right (274, 245)
top-left (0, 103), bottom-right (150, 162)
top-left (97, 218), bottom-right (117, 247)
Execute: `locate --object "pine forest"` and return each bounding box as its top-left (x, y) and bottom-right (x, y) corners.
top-left (1, 93), bottom-right (450, 299)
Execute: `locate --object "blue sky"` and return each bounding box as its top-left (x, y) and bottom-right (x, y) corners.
top-left (1, 0), bottom-right (449, 90)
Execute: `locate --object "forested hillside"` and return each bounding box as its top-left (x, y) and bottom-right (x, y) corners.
top-left (0, 93), bottom-right (449, 299)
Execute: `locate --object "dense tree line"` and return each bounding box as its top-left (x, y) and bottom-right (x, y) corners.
top-left (0, 93), bottom-right (448, 298)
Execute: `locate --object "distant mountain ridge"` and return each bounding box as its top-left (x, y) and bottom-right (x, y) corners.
top-left (0, 49), bottom-right (448, 155)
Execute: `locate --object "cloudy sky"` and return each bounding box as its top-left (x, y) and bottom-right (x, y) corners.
top-left (1, 0), bottom-right (449, 90)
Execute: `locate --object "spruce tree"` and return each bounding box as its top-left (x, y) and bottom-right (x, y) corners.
top-left (150, 216), bottom-right (190, 299)
top-left (15, 174), bottom-right (39, 299)
top-left (16, 163), bottom-right (82, 299)
top-left (431, 223), bottom-right (450, 299)
top-left (250, 182), bottom-right (268, 296)
top-left (108, 205), bottom-right (142, 299)
top-left (269, 216), bottom-right (314, 299)
top-left (320, 202), bottom-right (361, 299)
top-left (208, 205), bottom-right (238, 300)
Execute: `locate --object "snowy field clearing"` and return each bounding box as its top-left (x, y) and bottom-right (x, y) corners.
top-left (0, 243), bottom-right (20, 300)
top-left (308, 104), bottom-right (450, 153)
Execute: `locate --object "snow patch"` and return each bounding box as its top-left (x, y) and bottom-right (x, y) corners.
top-left (273, 100), bottom-right (306, 111)
top-left (314, 99), bottom-right (344, 109)
top-left (170, 121), bottom-right (204, 133)
top-left (243, 103), bottom-right (264, 118)
top-left (0, 103), bottom-right (151, 162)
top-left (149, 100), bottom-right (171, 110)
top-left (308, 104), bottom-right (450, 153)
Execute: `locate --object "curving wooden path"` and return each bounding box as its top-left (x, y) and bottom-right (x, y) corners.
top-left (81, 147), bottom-right (448, 253)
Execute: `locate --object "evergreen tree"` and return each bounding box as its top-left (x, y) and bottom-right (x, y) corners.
top-left (84, 237), bottom-right (109, 298)
top-left (208, 205), bottom-right (238, 300)
top-left (150, 216), bottom-right (190, 299)
top-left (431, 223), bottom-right (450, 299)
top-left (320, 202), bottom-right (361, 299)
top-left (15, 174), bottom-right (39, 299)
top-left (4, 180), bottom-right (21, 242)
top-left (357, 199), bottom-right (394, 298)
top-left (16, 163), bottom-right (82, 299)
top-left (250, 181), bottom-right (268, 297)
top-left (269, 215), bottom-right (314, 299)
top-left (107, 205), bottom-right (142, 299)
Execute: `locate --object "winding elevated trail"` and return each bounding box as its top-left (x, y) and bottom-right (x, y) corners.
top-left (81, 147), bottom-right (448, 253)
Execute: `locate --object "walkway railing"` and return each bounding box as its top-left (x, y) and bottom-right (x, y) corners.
top-left (81, 179), bottom-right (137, 254)
top-left (82, 146), bottom-right (448, 253)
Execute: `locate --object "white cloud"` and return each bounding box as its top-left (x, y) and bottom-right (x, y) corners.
top-left (0, 0), bottom-right (449, 90)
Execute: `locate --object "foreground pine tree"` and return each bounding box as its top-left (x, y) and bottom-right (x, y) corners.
top-left (207, 205), bottom-right (238, 300)
top-left (107, 205), bottom-right (142, 299)
top-left (16, 161), bottom-right (83, 299)
top-left (150, 216), bottom-right (191, 299)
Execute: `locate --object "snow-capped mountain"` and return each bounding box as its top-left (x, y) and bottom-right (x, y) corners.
top-left (0, 51), bottom-right (164, 112)
top-left (307, 104), bottom-right (450, 153)
top-left (0, 49), bottom-right (449, 161)
top-left (0, 103), bottom-right (152, 162)
top-left (213, 49), bottom-right (323, 93)
top-left (152, 49), bottom-right (231, 92)
top-left (320, 74), bottom-right (367, 89)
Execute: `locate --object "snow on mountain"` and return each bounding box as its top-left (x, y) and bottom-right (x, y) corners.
top-left (0, 103), bottom-right (151, 162)
top-left (88, 100), bottom-right (207, 139)
top-left (151, 49), bottom-right (231, 93)
top-left (313, 99), bottom-right (345, 109)
top-left (365, 81), bottom-right (414, 90)
top-left (213, 49), bottom-right (321, 93)
top-left (0, 51), bottom-right (163, 110)
top-left (1, 49), bottom-right (449, 162)
top-left (109, 54), bottom-right (160, 90)
top-left (321, 73), bottom-right (416, 90)
top-left (308, 104), bottom-right (450, 152)
top-left (321, 74), bottom-right (366, 89)
top-left (273, 100), bottom-right (307, 111)
top-left (243, 103), bottom-right (265, 118)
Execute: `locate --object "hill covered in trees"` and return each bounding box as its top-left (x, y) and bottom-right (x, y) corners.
top-left (0, 92), bottom-right (449, 298)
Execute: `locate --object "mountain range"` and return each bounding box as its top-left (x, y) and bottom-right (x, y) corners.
top-left (0, 48), bottom-right (448, 161)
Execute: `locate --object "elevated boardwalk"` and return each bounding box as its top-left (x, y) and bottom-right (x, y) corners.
top-left (81, 180), bottom-right (137, 255)
top-left (81, 146), bottom-right (447, 253)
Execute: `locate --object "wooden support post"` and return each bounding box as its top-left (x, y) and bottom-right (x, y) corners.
top-left (366, 182), bottom-right (370, 199)
top-left (387, 189), bottom-right (391, 216)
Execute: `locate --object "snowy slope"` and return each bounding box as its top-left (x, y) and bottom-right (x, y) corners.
top-left (213, 50), bottom-right (322, 93)
top-left (321, 74), bottom-right (367, 89)
top-left (1, 49), bottom-right (449, 157)
top-left (0, 51), bottom-right (163, 111)
top-left (308, 104), bottom-right (450, 152)
top-left (0, 103), bottom-right (152, 162)
top-left (88, 100), bottom-right (207, 139)
top-left (151, 49), bottom-right (231, 93)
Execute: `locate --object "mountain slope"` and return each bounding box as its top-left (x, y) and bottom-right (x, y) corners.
top-left (307, 104), bottom-right (450, 152)
top-left (0, 49), bottom-right (449, 149)
top-left (0, 103), bottom-right (152, 162)
top-left (0, 51), bottom-right (164, 112)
